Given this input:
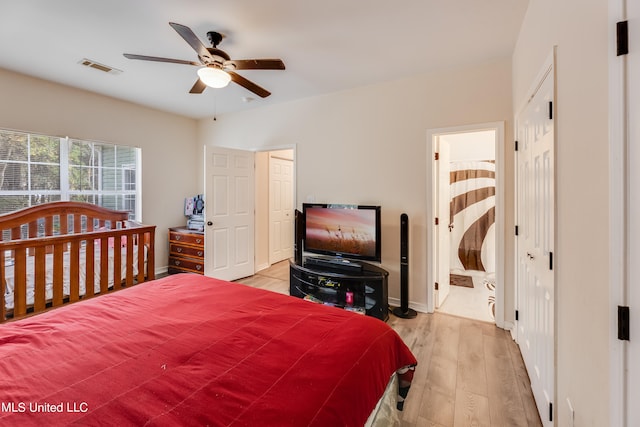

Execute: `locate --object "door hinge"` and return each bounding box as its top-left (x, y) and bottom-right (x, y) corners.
top-left (434, 152), bottom-right (439, 161)
top-left (515, 310), bottom-right (519, 321)
top-left (515, 225), bottom-right (519, 236)
top-left (617, 21), bottom-right (629, 56)
top-left (549, 402), bottom-right (553, 422)
top-left (549, 251), bottom-right (553, 270)
top-left (435, 282), bottom-right (439, 290)
top-left (435, 217), bottom-right (439, 225)
top-left (515, 140), bottom-right (518, 151)
top-left (548, 101), bottom-right (553, 120)
top-left (618, 306), bottom-right (630, 341)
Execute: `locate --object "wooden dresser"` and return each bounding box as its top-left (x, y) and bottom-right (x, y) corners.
top-left (168, 227), bottom-right (204, 275)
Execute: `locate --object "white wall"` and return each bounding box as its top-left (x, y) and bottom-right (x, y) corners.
top-left (512, 0), bottom-right (610, 425)
top-left (443, 130), bottom-right (496, 161)
top-left (0, 68), bottom-right (200, 272)
top-left (198, 58), bottom-right (514, 312)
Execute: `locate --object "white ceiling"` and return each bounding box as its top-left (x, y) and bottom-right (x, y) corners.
top-left (0, 0), bottom-right (529, 119)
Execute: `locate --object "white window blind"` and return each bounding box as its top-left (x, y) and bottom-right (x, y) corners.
top-left (0, 129), bottom-right (141, 220)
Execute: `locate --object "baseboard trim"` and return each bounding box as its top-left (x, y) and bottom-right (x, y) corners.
top-left (388, 297), bottom-right (429, 314)
top-left (503, 320), bottom-right (515, 332)
top-left (509, 323), bottom-right (517, 340)
top-left (255, 262), bottom-right (270, 273)
top-left (389, 296), bottom-right (512, 331)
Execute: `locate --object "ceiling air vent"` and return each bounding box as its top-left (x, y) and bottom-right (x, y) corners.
top-left (79, 58), bottom-right (122, 75)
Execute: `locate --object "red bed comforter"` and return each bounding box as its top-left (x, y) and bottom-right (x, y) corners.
top-left (0, 273), bottom-right (416, 426)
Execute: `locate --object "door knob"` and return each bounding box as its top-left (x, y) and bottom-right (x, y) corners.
top-left (207, 221), bottom-right (213, 226)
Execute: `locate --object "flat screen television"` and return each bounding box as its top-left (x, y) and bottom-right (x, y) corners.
top-left (302, 203), bottom-right (381, 262)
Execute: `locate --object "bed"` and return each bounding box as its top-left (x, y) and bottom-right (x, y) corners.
top-left (0, 273), bottom-right (417, 426)
top-left (0, 201), bottom-right (156, 321)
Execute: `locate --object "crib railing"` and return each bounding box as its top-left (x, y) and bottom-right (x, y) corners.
top-left (0, 202), bottom-right (155, 322)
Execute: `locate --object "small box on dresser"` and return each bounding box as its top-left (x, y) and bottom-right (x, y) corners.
top-left (168, 227), bottom-right (204, 275)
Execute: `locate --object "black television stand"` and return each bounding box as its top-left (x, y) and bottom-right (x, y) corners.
top-left (304, 256), bottom-right (363, 273)
top-left (289, 257), bottom-right (389, 321)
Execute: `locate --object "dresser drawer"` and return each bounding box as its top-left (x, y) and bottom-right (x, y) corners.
top-left (169, 243), bottom-right (204, 259)
top-left (168, 227), bottom-right (205, 276)
top-left (168, 231), bottom-right (204, 247)
top-left (168, 255), bottom-right (204, 274)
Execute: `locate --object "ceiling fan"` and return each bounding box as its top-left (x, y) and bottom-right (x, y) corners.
top-left (123, 22), bottom-right (285, 98)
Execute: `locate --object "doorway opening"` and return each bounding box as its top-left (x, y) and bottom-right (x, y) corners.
top-left (426, 122), bottom-right (505, 326)
top-left (254, 148), bottom-right (296, 273)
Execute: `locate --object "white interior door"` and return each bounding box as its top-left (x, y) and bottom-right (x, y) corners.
top-left (515, 55), bottom-right (555, 427)
top-left (435, 138), bottom-right (451, 307)
top-left (626, 1), bottom-right (640, 422)
top-left (204, 146), bottom-right (255, 281)
top-left (269, 156), bottom-right (294, 264)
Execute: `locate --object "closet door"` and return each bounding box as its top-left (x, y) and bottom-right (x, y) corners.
top-left (515, 53), bottom-right (555, 427)
top-left (269, 155), bottom-right (294, 264)
top-left (626, 1), bottom-right (640, 422)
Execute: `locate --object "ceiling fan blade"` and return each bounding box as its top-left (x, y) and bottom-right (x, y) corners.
top-left (123, 53), bottom-right (200, 66)
top-left (226, 59), bottom-right (285, 70)
top-left (169, 22), bottom-right (212, 61)
top-left (189, 79), bottom-right (207, 94)
top-left (228, 71), bottom-right (271, 98)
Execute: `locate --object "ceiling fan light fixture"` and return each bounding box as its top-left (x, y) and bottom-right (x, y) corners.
top-left (197, 67), bottom-right (231, 88)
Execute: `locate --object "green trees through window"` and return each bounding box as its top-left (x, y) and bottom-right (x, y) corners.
top-left (0, 129), bottom-right (140, 220)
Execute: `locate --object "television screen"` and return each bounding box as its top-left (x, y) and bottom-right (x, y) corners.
top-left (303, 204), bottom-right (381, 262)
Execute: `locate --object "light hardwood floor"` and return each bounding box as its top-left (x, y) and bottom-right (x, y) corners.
top-left (236, 261), bottom-right (542, 427)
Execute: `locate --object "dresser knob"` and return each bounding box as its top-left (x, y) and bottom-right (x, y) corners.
top-left (196, 238), bottom-right (202, 244)
top-left (175, 235), bottom-right (181, 240)
top-left (196, 265), bottom-right (202, 271)
top-left (176, 247), bottom-right (182, 252)
top-left (197, 251), bottom-right (203, 257)
top-left (174, 260), bottom-right (181, 266)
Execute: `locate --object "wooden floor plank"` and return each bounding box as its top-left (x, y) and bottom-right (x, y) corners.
top-left (395, 315), bottom-right (435, 425)
top-left (412, 415), bottom-right (448, 427)
top-left (453, 390), bottom-right (491, 427)
top-left (431, 313), bottom-right (461, 362)
top-left (427, 354), bottom-right (458, 397)
top-left (484, 334), bottom-right (532, 427)
top-left (419, 385), bottom-right (456, 427)
top-left (506, 336), bottom-right (543, 426)
top-left (456, 321), bottom-right (488, 397)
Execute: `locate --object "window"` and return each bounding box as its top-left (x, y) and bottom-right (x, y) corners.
top-left (0, 129), bottom-right (141, 220)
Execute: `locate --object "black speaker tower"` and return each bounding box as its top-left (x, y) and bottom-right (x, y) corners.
top-left (393, 213), bottom-right (417, 319)
top-left (294, 209), bottom-right (304, 264)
